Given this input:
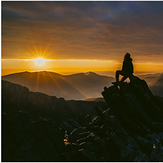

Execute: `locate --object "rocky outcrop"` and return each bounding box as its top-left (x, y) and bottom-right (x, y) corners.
top-left (3, 111), bottom-right (65, 161)
top-left (62, 75), bottom-right (163, 161)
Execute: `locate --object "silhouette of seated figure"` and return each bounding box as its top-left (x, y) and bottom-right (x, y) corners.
top-left (112, 52), bottom-right (133, 85)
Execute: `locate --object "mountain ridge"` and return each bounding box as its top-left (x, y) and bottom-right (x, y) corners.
top-left (2, 71), bottom-right (163, 99)
top-left (2, 71), bottom-right (114, 100)
top-left (2, 71), bottom-right (86, 100)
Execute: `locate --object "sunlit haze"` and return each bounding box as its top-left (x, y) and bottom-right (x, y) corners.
top-left (35, 58), bottom-right (45, 66)
top-left (2, 1), bottom-right (163, 76)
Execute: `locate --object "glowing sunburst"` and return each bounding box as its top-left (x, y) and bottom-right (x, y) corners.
top-left (35, 58), bottom-right (45, 65)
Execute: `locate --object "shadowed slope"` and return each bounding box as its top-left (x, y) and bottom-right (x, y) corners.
top-left (2, 71), bottom-right (86, 100)
top-left (150, 74), bottom-right (163, 96)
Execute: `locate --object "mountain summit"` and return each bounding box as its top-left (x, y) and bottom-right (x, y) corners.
top-left (62, 75), bottom-right (163, 161)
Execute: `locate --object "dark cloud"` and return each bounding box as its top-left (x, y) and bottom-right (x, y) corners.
top-left (2, 1), bottom-right (163, 62)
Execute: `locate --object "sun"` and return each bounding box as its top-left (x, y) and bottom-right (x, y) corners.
top-left (35, 58), bottom-right (45, 65)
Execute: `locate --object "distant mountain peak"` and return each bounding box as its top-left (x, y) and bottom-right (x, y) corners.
top-left (84, 71), bottom-right (98, 76)
top-left (2, 71), bottom-right (115, 100)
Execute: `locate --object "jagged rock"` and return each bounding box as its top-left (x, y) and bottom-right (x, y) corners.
top-left (104, 115), bottom-right (139, 150)
top-left (150, 146), bottom-right (163, 161)
top-left (61, 75), bottom-right (163, 161)
top-left (134, 151), bottom-right (150, 161)
top-left (77, 113), bottom-right (92, 126)
top-left (150, 133), bottom-right (162, 147)
top-left (66, 127), bottom-right (87, 142)
top-left (79, 142), bottom-right (99, 152)
top-left (67, 119), bottom-right (81, 128)
top-left (159, 132), bottom-right (163, 140)
top-left (76, 132), bottom-right (97, 144)
top-left (77, 149), bottom-right (97, 161)
top-left (123, 93), bottom-right (153, 127)
top-left (95, 106), bottom-right (104, 117)
top-left (60, 121), bottom-right (75, 134)
top-left (153, 122), bottom-right (163, 132)
top-left (154, 96), bottom-right (163, 111)
top-left (79, 131), bottom-right (92, 138)
top-left (123, 118), bottom-right (150, 137)
top-left (64, 142), bottom-right (80, 151)
top-left (89, 115), bottom-right (103, 126)
top-left (61, 152), bottom-right (72, 161)
top-left (107, 132), bottom-right (135, 161)
top-left (102, 85), bottom-right (124, 119)
top-left (3, 111), bottom-right (64, 161)
top-left (86, 125), bottom-right (101, 132)
top-left (62, 75), bottom-right (162, 161)
top-left (134, 135), bottom-right (153, 153)
top-left (130, 76), bottom-right (163, 121)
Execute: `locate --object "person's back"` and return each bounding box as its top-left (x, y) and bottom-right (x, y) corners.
top-left (122, 53), bottom-right (133, 75)
top-left (112, 52), bottom-right (134, 84)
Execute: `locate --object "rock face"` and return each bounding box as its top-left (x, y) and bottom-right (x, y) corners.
top-left (3, 111), bottom-right (65, 161)
top-left (2, 76), bottom-right (163, 161)
top-left (62, 75), bottom-right (163, 161)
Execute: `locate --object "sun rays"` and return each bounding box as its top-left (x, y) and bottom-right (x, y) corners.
top-left (35, 58), bottom-right (45, 66)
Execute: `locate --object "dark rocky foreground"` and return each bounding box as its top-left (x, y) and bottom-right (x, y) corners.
top-left (2, 80), bottom-right (106, 161)
top-left (62, 75), bottom-right (163, 161)
top-left (2, 75), bottom-right (163, 161)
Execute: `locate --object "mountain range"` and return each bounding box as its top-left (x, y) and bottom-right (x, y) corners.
top-left (2, 71), bottom-right (114, 100)
top-left (2, 71), bottom-right (163, 100)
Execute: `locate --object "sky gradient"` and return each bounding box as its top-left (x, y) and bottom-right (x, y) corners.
top-left (2, 1), bottom-right (163, 76)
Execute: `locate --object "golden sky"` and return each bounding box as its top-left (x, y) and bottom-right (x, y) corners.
top-left (2, 1), bottom-right (163, 76)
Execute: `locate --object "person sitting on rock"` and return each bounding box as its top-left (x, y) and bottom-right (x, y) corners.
top-left (112, 52), bottom-right (133, 85)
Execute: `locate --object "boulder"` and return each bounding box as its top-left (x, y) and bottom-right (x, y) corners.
top-left (153, 122), bottom-right (163, 132)
top-left (107, 132), bottom-right (135, 161)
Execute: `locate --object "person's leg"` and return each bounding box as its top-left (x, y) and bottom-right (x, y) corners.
top-left (120, 71), bottom-right (131, 82)
top-left (116, 70), bottom-right (124, 82)
top-left (120, 75), bottom-right (128, 82)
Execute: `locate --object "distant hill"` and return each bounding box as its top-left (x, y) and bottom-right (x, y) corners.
top-left (150, 74), bottom-right (163, 96)
top-left (2, 79), bottom-right (107, 122)
top-left (2, 71), bottom-right (114, 100)
top-left (84, 97), bottom-right (105, 102)
top-left (138, 73), bottom-right (162, 87)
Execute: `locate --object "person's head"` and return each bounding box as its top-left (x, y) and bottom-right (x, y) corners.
top-left (124, 52), bottom-right (131, 59)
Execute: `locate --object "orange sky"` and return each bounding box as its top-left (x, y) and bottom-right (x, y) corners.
top-left (2, 1), bottom-right (163, 76)
top-left (2, 58), bottom-right (163, 76)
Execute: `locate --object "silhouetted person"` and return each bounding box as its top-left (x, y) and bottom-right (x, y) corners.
top-left (112, 52), bottom-right (133, 84)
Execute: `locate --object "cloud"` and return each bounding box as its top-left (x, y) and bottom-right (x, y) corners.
top-left (2, 1), bottom-right (163, 63)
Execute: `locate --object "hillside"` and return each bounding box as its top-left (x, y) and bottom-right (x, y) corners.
top-left (138, 73), bottom-right (163, 96)
top-left (150, 74), bottom-right (163, 96)
top-left (2, 71), bottom-right (114, 100)
top-left (138, 73), bottom-right (162, 87)
top-left (2, 80), bottom-right (107, 122)
top-left (2, 71), bottom-right (86, 100)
